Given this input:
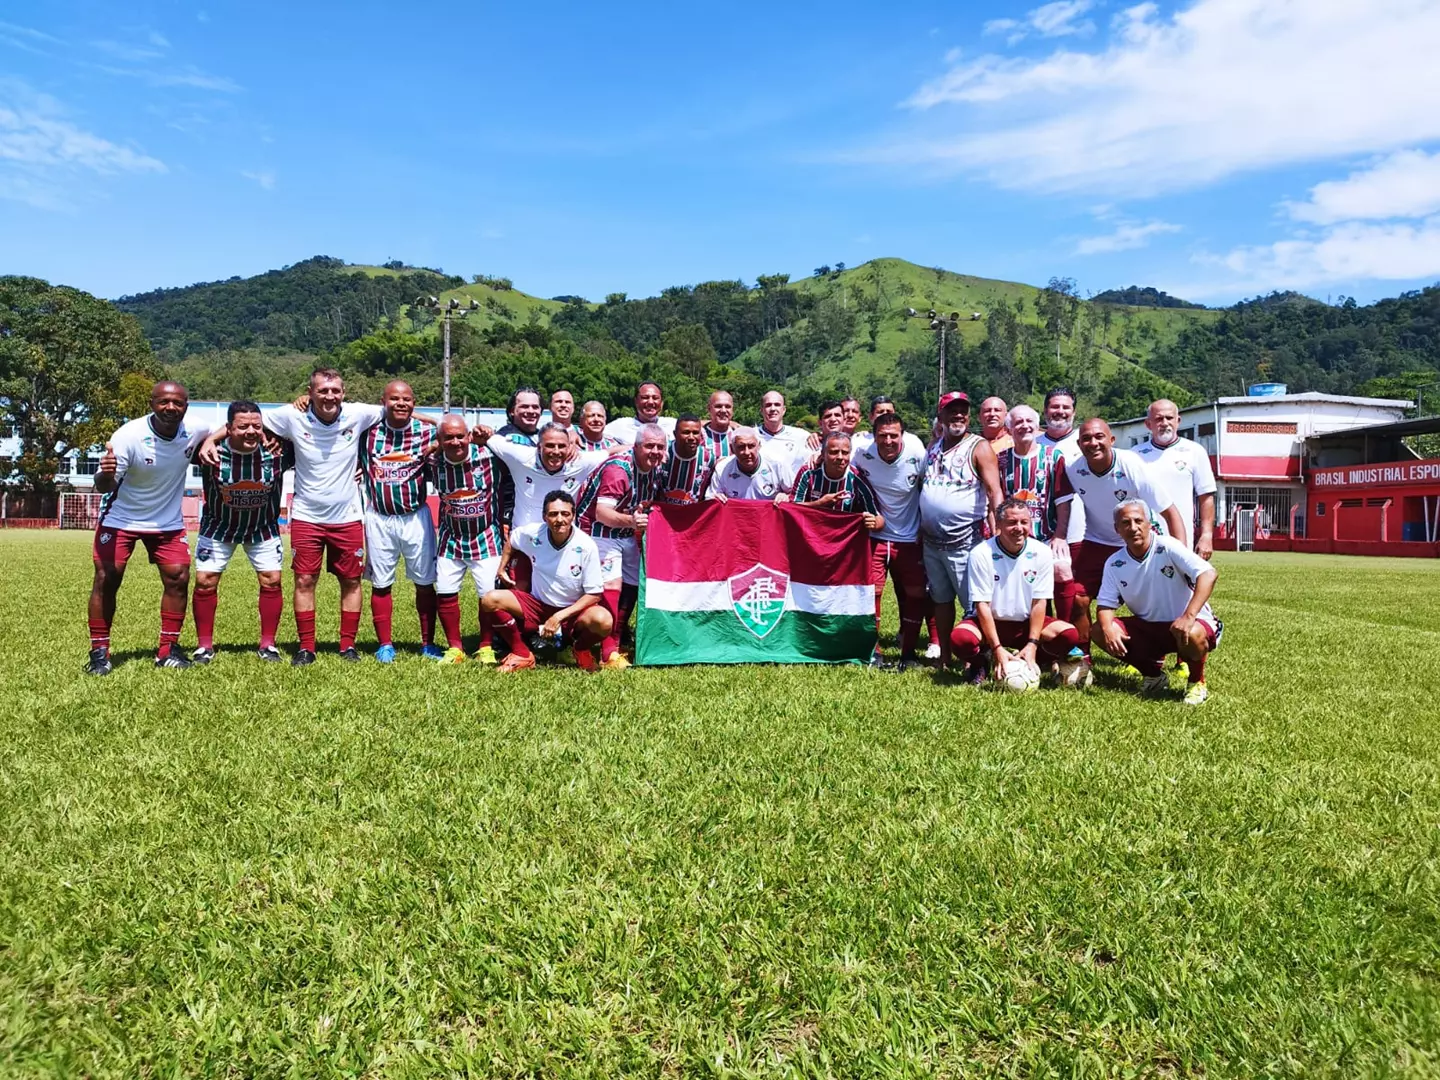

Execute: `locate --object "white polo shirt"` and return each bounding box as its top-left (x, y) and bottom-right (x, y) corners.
top-left (966, 536), bottom-right (1056, 622)
top-left (706, 454), bottom-right (793, 500)
top-left (1133, 436), bottom-right (1216, 550)
top-left (850, 432), bottom-right (927, 543)
top-left (756, 423), bottom-right (811, 454)
top-left (265, 403), bottom-right (385, 525)
top-left (99, 415), bottom-right (202, 532)
top-left (1098, 534), bottom-right (1215, 624)
top-left (602, 415), bottom-right (676, 445)
top-left (1062, 447), bottom-right (1174, 548)
top-left (486, 441), bottom-right (608, 531)
top-left (510, 522), bottom-right (605, 608)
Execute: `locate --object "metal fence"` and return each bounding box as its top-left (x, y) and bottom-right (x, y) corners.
top-left (1224, 486), bottom-right (1295, 537)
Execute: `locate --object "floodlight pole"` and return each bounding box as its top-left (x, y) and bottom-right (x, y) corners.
top-left (904, 307), bottom-right (962, 400)
top-left (442, 311), bottom-right (452, 415)
top-left (415, 294), bottom-right (479, 414)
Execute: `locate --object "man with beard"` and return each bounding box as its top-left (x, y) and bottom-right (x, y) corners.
top-left (1133, 398), bottom-right (1216, 557)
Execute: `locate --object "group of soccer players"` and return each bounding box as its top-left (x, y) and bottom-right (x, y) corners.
top-left (85, 369), bottom-right (1221, 702)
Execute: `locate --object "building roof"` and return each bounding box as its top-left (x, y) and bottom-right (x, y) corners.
top-left (1113, 391), bottom-right (1413, 427)
top-left (1305, 414), bottom-right (1440, 444)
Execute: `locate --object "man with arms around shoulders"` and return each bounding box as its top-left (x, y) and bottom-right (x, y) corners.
top-left (428, 416), bottom-right (505, 664)
top-left (189, 400), bottom-right (290, 664)
top-left (1134, 398), bottom-right (1217, 558)
top-left (1036, 386), bottom-right (1084, 621)
top-left (950, 498), bottom-right (1083, 686)
top-left (655, 414), bottom-right (715, 505)
top-left (482, 490), bottom-right (612, 672)
top-left (604, 382), bottom-right (676, 444)
top-left (87, 380), bottom-right (201, 673)
top-left (474, 421), bottom-right (609, 532)
top-left (706, 428), bottom-right (793, 502)
top-left (577, 400), bottom-right (618, 452)
top-left (1094, 499), bottom-right (1220, 706)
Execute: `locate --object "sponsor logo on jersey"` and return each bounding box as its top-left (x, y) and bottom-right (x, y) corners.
top-left (729, 562), bottom-right (789, 639)
top-left (370, 453), bottom-right (419, 482)
top-left (442, 489), bottom-right (485, 518)
top-left (221, 479), bottom-right (271, 509)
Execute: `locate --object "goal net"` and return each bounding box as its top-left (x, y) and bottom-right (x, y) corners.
top-left (59, 492), bottom-right (103, 530)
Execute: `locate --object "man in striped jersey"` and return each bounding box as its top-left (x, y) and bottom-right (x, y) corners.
top-left (361, 380), bottom-right (442, 663)
top-left (189, 400), bottom-right (290, 664)
top-left (428, 416), bottom-right (505, 664)
top-left (702, 391), bottom-right (736, 459)
top-left (577, 401), bottom-right (617, 452)
top-left (655, 415), bottom-right (714, 505)
top-left (996, 404), bottom-right (1067, 544)
top-left (575, 424), bottom-right (667, 669)
top-left (792, 432), bottom-right (885, 534)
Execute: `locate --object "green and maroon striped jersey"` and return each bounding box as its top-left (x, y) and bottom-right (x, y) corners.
top-left (362, 419), bottom-right (430, 516)
top-left (198, 441), bottom-right (289, 543)
top-left (429, 444), bottom-right (504, 560)
top-left (655, 447), bottom-right (712, 505)
top-left (996, 444), bottom-right (1066, 539)
top-left (575, 451), bottom-right (660, 539)
top-left (792, 464), bottom-right (879, 515)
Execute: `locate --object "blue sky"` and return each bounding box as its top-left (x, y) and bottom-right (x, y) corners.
top-left (4, 0), bottom-right (1440, 305)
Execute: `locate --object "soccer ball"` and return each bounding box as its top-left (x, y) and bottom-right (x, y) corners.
top-left (1057, 658), bottom-right (1093, 689)
top-left (1001, 659), bottom-right (1041, 693)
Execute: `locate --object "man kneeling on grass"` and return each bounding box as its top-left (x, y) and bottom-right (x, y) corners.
top-left (1093, 499), bottom-right (1221, 706)
top-left (481, 490), bottom-right (612, 673)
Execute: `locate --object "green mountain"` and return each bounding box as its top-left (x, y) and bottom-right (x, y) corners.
top-left (1092, 286), bottom-right (1205, 309)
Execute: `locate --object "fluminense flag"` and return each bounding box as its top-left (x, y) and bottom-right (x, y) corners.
top-left (637, 500), bottom-right (875, 665)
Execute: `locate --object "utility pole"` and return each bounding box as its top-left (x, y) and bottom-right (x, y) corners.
top-left (906, 307), bottom-right (963, 400)
top-left (414, 295), bottom-right (478, 413)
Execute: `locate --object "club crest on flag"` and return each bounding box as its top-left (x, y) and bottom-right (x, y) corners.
top-left (728, 562), bottom-right (789, 638)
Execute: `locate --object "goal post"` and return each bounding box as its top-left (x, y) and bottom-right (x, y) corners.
top-left (58, 493), bottom-right (103, 530)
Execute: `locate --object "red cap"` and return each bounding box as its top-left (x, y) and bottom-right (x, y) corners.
top-left (937, 391), bottom-right (970, 411)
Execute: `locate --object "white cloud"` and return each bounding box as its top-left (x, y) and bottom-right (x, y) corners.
top-left (983, 1), bottom-right (1093, 45)
top-left (1286, 149), bottom-right (1440, 225)
top-left (983, 18), bottom-right (1021, 36)
top-left (242, 169), bottom-right (276, 190)
top-left (94, 63), bottom-right (241, 92)
top-left (887, 0), bottom-right (1440, 196)
top-left (91, 39), bottom-right (168, 62)
top-left (1074, 219), bottom-right (1181, 255)
top-left (148, 31), bottom-right (170, 48)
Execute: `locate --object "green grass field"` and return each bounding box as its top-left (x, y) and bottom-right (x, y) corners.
top-left (3, 533), bottom-right (1439, 1076)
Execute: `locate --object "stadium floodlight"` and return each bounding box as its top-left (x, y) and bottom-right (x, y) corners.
top-left (905, 307), bottom-right (918, 317)
top-left (468, 298), bottom-right (479, 311)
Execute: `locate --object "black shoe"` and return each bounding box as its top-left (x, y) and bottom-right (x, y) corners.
top-left (895, 652), bottom-right (920, 673)
top-left (291, 649), bottom-right (316, 667)
top-left (868, 653), bottom-right (893, 670)
top-left (155, 646), bottom-right (193, 669)
top-left (256, 646), bottom-right (282, 663)
top-left (191, 647), bottom-right (215, 665)
top-left (338, 646), bottom-right (362, 663)
top-left (86, 647), bottom-right (113, 676)
top-left (961, 661), bottom-right (988, 686)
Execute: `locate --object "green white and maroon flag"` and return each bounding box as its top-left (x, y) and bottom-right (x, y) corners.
top-left (637, 500), bottom-right (875, 665)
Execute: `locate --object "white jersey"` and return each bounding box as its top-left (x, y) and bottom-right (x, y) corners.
top-left (1038, 427), bottom-right (1084, 543)
top-left (1064, 447), bottom-right (1174, 548)
top-left (99, 415), bottom-right (202, 532)
top-left (706, 454), bottom-right (793, 501)
top-left (1133, 436), bottom-right (1216, 550)
top-left (1098, 534), bottom-right (1215, 624)
top-left (851, 432), bottom-right (927, 543)
top-left (919, 433), bottom-right (987, 545)
top-left (486, 440), bottom-right (607, 531)
top-left (510, 522), bottom-right (605, 608)
top-left (967, 536), bottom-right (1056, 622)
top-left (756, 423), bottom-right (811, 454)
top-left (265, 403), bottom-right (384, 525)
top-left (602, 415), bottom-right (676, 445)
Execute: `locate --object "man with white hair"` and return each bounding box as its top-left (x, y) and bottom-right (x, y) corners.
top-left (706, 428), bottom-right (793, 501)
top-left (577, 401), bottom-right (617, 451)
top-left (1133, 398), bottom-right (1217, 558)
top-left (996, 404), bottom-right (1068, 543)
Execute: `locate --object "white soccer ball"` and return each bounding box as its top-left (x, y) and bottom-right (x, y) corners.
top-left (1057, 658), bottom-right (1093, 689)
top-left (1002, 659), bottom-right (1041, 693)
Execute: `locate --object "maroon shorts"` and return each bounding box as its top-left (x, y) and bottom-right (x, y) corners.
top-left (1112, 616), bottom-right (1220, 674)
top-left (291, 520), bottom-right (366, 579)
top-left (93, 526), bottom-right (189, 572)
top-left (1071, 540), bottom-right (1122, 599)
top-left (953, 615), bottom-right (1074, 659)
top-left (514, 590), bottom-right (579, 636)
top-left (869, 539), bottom-right (927, 619)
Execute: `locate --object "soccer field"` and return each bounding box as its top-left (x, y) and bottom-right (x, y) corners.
top-left (2, 532), bottom-right (1438, 1077)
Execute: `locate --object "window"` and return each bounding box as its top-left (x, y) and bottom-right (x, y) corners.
top-left (74, 455), bottom-right (100, 476)
top-left (1315, 502), bottom-right (1326, 517)
top-left (1179, 427), bottom-right (1195, 440)
top-left (1198, 422), bottom-right (1216, 436)
top-left (1227, 486), bottom-right (1296, 534)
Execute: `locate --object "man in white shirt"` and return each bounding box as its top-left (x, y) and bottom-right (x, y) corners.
top-left (482, 489), bottom-right (611, 672)
top-left (603, 382), bottom-right (677, 444)
top-left (1095, 499), bottom-right (1221, 706)
top-left (755, 390), bottom-right (810, 453)
top-left (1133, 398), bottom-right (1217, 558)
top-left (86, 380), bottom-right (201, 674)
top-left (548, 389), bottom-right (577, 432)
top-left (1036, 386), bottom-right (1084, 622)
top-left (477, 422), bottom-right (608, 532)
top-left (706, 429), bottom-right (793, 501)
top-left (949, 498), bottom-right (1082, 683)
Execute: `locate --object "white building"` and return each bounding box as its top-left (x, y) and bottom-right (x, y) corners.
top-left (1110, 390), bottom-right (1411, 536)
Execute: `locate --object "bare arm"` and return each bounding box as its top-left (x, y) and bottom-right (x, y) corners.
top-left (972, 439), bottom-right (1004, 535)
top-left (1196, 493), bottom-right (1216, 559)
top-left (1160, 504), bottom-right (1185, 544)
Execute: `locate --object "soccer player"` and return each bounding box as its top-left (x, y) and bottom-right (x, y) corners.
top-left (86, 380), bottom-right (201, 673)
top-left (482, 490), bottom-right (612, 673)
top-left (702, 390), bottom-right (736, 458)
top-left (996, 404), bottom-right (1067, 542)
top-left (549, 389), bottom-right (577, 431)
top-left (428, 416), bottom-right (504, 664)
top-left (979, 396), bottom-right (1013, 454)
top-left (1094, 499), bottom-right (1220, 706)
top-left (499, 387), bottom-right (544, 443)
top-left (604, 382), bottom-right (677, 444)
top-left (1036, 386), bottom-right (1084, 620)
top-left (840, 397), bottom-right (863, 436)
top-left (476, 421), bottom-right (608, 531)
top-left (656, 415), bottom-right (713, 504)
top-left (1053, 418), bottom-right (1185, 658)
top-left (851, 411), bottom-right (927, 668)
top-left (816, 400), bottom-right (846, 436)
top-left (756, 390), bottom-right (810, 453)
top-left (574, 424), bottom-right (667, 668)
top-left (1134, 398), bottom-right (1217, 557)
top-left (919, 391), bottom-right (1005, 671)
top-left (949, 497), bottom-right (1082, 682)
top-left (792, 432), bottom-right (885, 534)
top-left (361, 380), bottom-right (441, 662)
top-left (706, 428), bottom-right (793, 501)
top-left (189, 400), bottom-right (290, 663)
top-left (577, 401), bottom-right (617, 452)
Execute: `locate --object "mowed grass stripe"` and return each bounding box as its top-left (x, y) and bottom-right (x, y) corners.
top-left (0, 533), bottom-right (1438, 1076)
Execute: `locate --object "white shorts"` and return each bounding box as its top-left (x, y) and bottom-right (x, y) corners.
top-left (594, 535), bottom-right (640, 587)
top-left (194, 535), bottom-right (285, 574)
top-left (435, 554), bottom-right (502, 595)
top-left (365, 509), bottom-right (437, 588)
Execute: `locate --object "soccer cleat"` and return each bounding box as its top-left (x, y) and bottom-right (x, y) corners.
top-left (421, 643), bottom-right (447, 660)
top-left (1140, 673), bottom-right (1169, 696)
top-left (895, 652), bottom-right (921, 673)
top-left (868, 652), bottom-right (892, 670)
top-left (924, 642), bottom-right (942, 661)
top-left (498, 651), bottom-right (536, 673)
top-left (1175, 659), bottom-right (1190, 678)
top-left (375, 644), bottom-right (396, 664)
top-left (1183, 682), bottom-right (1209, 707)
top-left (85, 648), bottom-right (113, 677)
top-left (474, 645), bottom-right (498, 665)
top-left (600, 653), bottom-right (632, 671)
top-left (291, 649), bottom-right (316, 667)
top-left (436, 647), bottom-right (467, 665)
top-left (575, 647), bottom-right (599, 672)
top-left (256, 646), bottom-right (282, 663)
top-left (961, 661), bottom-right (987, 686)
top-left (339, 647), bottom-right (362, 663)
top-left (191, 647), bottom-right (215, 665)
top-left (155, 647), bottom-right (193, 670)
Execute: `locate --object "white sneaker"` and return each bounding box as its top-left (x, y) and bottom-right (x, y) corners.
top-left (1140, 673), bottom-right (1169, 696)
top-left (924, 642), bottom-right (942, 660)
top-left (1183, 682), bottom-right (1209, 706)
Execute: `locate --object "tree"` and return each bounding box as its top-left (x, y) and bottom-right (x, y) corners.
top-left (0, 277), bottom-right (159, 492)
top-left (657, 323), bottom-right (718, 381)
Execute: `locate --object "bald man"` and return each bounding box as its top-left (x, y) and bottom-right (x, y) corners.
top-left (361, 379), bottom-right (442, 662)
top-left (86, 380), bottom-right (202, 674)
top-left (1134, 399), bottom-right (1217, 558)
top-left (703, 390), bottom-right (737, 459)
top-left (979, 396), bottom-right (1012, 453)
